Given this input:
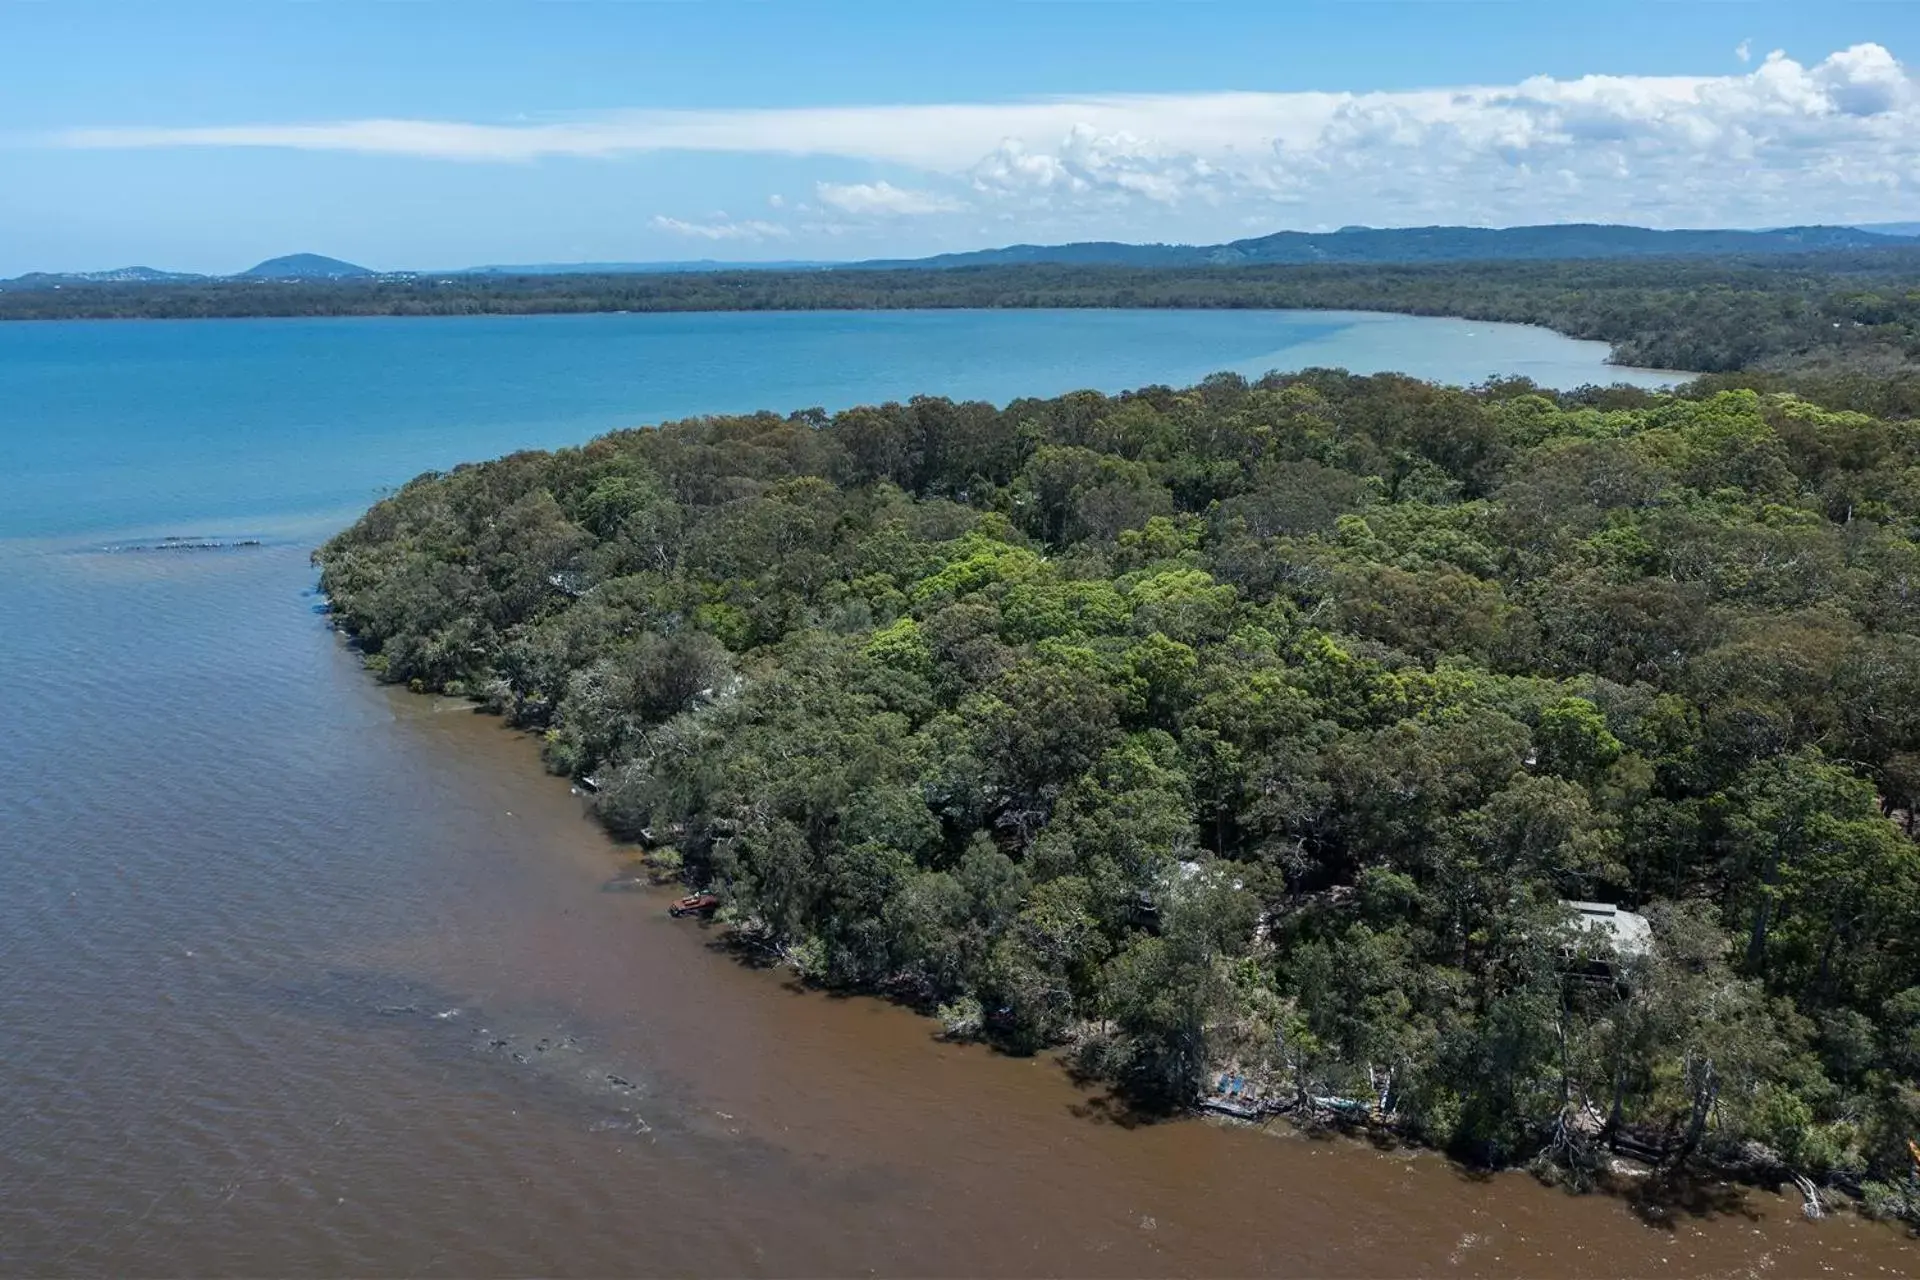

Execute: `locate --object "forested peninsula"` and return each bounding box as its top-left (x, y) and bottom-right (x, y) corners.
top-left (10, 251), bottom-right (1920, 412)
top-left (318, 366), bottom-right (1920, 1216)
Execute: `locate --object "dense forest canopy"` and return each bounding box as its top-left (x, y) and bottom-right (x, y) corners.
top-left (318, 367), bottom-right (1920, 1211)
top-left (10, 251), bottom-right (1920, 412)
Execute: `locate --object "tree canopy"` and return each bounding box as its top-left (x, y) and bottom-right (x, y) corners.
top-left (319, 368), bottom-right (1920, 1205)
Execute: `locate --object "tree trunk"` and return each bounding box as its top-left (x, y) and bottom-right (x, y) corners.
top-left (1672, 1055), bottom-right (1718, 1167)
top-left (1745, 852), bottom-right (1781, 974)
top-left (1815, 926), bottom-right (1841, 1002)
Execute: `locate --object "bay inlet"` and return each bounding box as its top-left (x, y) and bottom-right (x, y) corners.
top-left (9, 309), bottom-right (1903, 1276)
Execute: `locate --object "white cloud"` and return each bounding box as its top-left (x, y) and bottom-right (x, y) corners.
top-left (814, 180), bottom-right (962, 215)
top-left (1813, 42), bottom-right (1911, 115)
top-left (969, 126), bottom-right (1225, 208)
top-left (649, 214), bottom-right (789, 242)
top-left (49, 45), bottom-right (1920, 230)
top-left (1737, 39), bottom-right (1753, 65)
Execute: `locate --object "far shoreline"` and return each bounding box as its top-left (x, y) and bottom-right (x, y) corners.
top-left (0, 301), bottom-right (1701, 385)
top-left (0, 254), bottom-right (1786, 378)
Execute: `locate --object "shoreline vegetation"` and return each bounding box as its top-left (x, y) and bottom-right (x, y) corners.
top-left (8, 251), bottom-right (1920, 412)
top-left (316, 362), bottom-right (1920, 1225)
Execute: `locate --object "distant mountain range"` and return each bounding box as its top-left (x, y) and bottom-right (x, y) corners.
top-left (461, 259), bottom-right (834, 275)
top-left (7, 223), bottom-right (1920, 288)
top-left (7, 252), bottom-right (381, 287)
top-left (4, 265), bottom-right (210, 286)
top-left (237, 253), bottom-right (374, 280)
top-left (855, 223), bottom-right (1917, 270)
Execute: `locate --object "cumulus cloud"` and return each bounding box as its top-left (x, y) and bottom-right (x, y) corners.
top-left (814, 180), bottom-right (962, 215)
top-left (1813, 43), bottom-right (1911, 115)
top-left (649, 214), bottom-right (789, 242)
top-left (49, 44), bottom-right (1920, 230)
top-left (969, 127), bottom-right (1226, 207)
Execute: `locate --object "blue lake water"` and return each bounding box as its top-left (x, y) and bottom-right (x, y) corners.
top-left (21, 310), bottom-right (1885, 1280)
top-left (0, 308), bottom-right (1676, 544)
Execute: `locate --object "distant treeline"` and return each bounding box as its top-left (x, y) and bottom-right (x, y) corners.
top-left (8, 253), bottom-right (1920, 407)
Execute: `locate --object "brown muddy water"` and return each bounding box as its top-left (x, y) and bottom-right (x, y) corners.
top-left (1, 541), bottom-right (1915, 1278)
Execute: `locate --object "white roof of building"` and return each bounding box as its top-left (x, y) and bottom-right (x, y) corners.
top-left (1563, 900), bottom-right (1653, 959)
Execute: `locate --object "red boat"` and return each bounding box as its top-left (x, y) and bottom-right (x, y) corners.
top-left (669, 892), bottom-right (720, 918)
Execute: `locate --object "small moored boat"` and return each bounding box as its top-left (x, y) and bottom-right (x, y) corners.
top-left (668, 892), bottom-right (720, 918)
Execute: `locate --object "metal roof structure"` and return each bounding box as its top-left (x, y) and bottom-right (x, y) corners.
top-left (1563, 900), bottom-right (1654, 960)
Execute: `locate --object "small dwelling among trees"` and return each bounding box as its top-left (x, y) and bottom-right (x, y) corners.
top-left (1563, 900), bottom-right (1653, 961)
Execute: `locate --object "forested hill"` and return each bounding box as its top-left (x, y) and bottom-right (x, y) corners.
top-left (318, 369), bottom-right (1920, 1210)
top-left (863, 222), bottom-right (1903, 269)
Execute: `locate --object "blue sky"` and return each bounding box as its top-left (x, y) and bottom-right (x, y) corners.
top-left (4, 1), bottom-right (1919, 274)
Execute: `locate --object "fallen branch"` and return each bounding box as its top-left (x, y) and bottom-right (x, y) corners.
top-left (1792, 1172), bottom-right (1825, 1220)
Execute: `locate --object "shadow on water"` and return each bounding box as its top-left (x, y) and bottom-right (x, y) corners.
top-left (1621, 1172), bottom-right (1763, 1229)
top-left (1064, 1089), bottom-right (1168, 1131)
top-left (1424, 1139), bottom-right (1775, 1233)
top-left (1056, 1055), bottom-right (1187, 1130)
top-left (596, 859), bottom-right (669, 895)
top-left (700, 930), bottom-right (799, 974)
